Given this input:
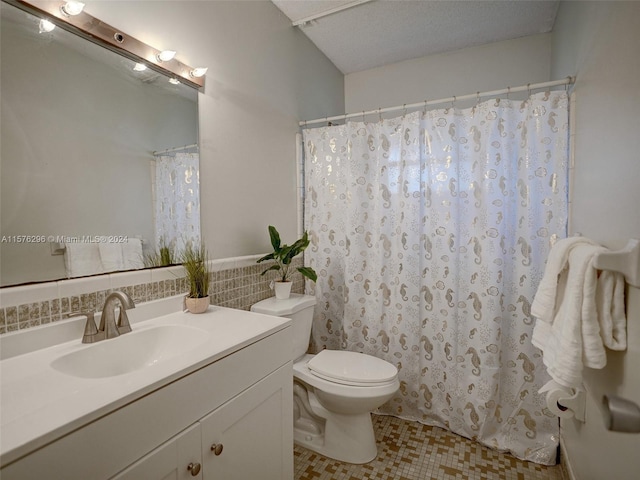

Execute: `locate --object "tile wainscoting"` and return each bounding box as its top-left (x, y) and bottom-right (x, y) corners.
top-left (0, 255), bottom-right (305, 334)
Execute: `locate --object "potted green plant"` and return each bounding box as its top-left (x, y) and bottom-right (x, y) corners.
top-left (182, 242), bottom-right (210, 313)
top-left (257, 226), bottom-right (317, 299)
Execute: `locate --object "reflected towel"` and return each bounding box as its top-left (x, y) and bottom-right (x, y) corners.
top-left (122, 238), bottom-right (144, 270)
top-left (64, 242), bottom-right (105, 278)
top-left (99, 243), bottom-right (124, 272)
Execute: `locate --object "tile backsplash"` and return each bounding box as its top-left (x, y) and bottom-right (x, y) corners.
top-left (0, 255), bottom-right (304, 334)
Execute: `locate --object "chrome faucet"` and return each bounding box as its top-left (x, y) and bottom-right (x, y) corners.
top-left (82, 291), bottom-right (135, 343)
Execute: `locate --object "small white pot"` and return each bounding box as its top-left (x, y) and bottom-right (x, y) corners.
top-left (274, 281), bottom-right (292, 299)
top-left (185, 295), bottom-right (210, 314)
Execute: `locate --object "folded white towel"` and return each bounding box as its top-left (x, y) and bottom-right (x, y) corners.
top-left (531, 236), bottom-right (598, 323)
top-left (122, 238), bottom-right (145, 270)
top-left (596, 270), bottom-right (627, 350)
top-left (64, 242), bottom-right (105, 278)
top-left (99, 243), bottom-right (124, 272)
top-left (532, 239), bottom-right (628, 389)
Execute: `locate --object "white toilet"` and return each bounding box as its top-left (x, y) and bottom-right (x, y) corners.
top-left (251, 294), bottom-right (399, 464)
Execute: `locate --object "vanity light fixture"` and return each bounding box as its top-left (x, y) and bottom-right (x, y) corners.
top-left (156, 50), bottom-right (176, 63)
top-left (189, 67), bottom-right (208, 78)
top-left (60, 1), bottom-right (84, 17)
top-left (39, 18), bottom-right (56, 33)
top-left (133, 63), bottom-right (147, 72)
top-left (168, 78), bottom-right (181, 85)
top-left (7, 0), bottom-right (205, 90)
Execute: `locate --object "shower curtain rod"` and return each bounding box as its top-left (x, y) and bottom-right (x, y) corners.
top-left (300, 76), bottom-right (575, 127)
top-left (292, 0), bottom-right (375, 26)
top-left (152, 143), bottom-right (198, 155)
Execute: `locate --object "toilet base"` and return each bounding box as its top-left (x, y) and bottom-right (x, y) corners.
top-left (294, 387), bottom-right (378, 464)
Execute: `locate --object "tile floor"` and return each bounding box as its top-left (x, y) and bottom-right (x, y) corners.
top-left (294, 414), bottom-right (565, 480)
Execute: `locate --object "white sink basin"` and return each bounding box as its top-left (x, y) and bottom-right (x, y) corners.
top-left (50, 325), bottom-right (211, 379)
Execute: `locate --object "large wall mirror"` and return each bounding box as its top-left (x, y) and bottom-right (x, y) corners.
top-left (0, 1), bottom-right (200, 287)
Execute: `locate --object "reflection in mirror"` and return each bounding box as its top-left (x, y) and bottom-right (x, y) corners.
top-left (0, 1), bottom-right (200, 287)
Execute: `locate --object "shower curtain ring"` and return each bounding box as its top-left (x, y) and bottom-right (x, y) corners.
top-left (507, 87), bottom-right (511, 100)
top-left (527, 83), bottom-right (531, 97)
top-left (423, 100), bottom-right (428, 115)
top-left (451, 96), bottom-right (456, 109)
top-left (402, 104), bottom-right (407, 117)
top-left (362, 111), bottom-right (365, 123)
top-left (378, 108), bottom-right (383, 123)
top-left (476, 91), bottom-right (481, 105)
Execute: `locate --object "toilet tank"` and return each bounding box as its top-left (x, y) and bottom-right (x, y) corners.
top-left (250, 294), bottom-right (316, 360)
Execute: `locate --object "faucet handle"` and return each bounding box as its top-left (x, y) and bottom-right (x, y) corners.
top-left (117, 308), bottom-right (132, 334)
top-left (79, 312), bottom-right (99, 344)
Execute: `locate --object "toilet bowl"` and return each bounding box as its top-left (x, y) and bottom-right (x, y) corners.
top-left (251, 294), bottom-right (399, 464)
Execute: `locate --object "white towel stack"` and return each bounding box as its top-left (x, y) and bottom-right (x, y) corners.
top-left (63, 243), bottom-right (105, 278)
top-left (98, 243), bottom-right (124, 271)
top-left (121, 238), bottom-right (145, 270)
top-left (64, 238), bottom-right (145, 277)
top-left (531, 237), bottom-right (627, 389)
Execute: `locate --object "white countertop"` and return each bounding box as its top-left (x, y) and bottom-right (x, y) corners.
top-left (0, 298), bottom-right (290, 466)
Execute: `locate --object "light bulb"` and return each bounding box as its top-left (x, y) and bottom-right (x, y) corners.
top-left (156, 50), bottom-right (176, 62)
top-left (60, 1), bottom-right (85, 16)
top-left (169, 78), bottom-right (181, 85)
top-left (39, 19), bottom-right (56, 33)
top-left (133, 63), bottom-right (147, 72)
top-left (190, 67), bottom-right (208, 78)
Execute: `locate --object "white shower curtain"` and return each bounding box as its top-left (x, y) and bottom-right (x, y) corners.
top-left (153, 151), bottom-right (201, 254)
top-left (303, 91), bottom-right (569, 464)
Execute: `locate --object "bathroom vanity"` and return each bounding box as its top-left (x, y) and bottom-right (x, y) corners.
top-left (0, 297), bottom-right (293, 479)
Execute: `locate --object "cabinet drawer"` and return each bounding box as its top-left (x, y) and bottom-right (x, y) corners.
top-left (1, 327), bottom-right (291, 480)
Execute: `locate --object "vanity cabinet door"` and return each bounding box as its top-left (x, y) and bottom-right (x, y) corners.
top-left (111, 424), bottom-right (202, 480)
top-left (200, 363), bottom-right (293, 480)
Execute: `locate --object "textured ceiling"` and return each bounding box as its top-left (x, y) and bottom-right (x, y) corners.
top-left (272, 0), bottom-right (559, 74)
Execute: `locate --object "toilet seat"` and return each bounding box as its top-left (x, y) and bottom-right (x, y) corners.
top-left (307, 350), bottom-right (398, 387)
top-left (294, 355), bottom-right (399, 399)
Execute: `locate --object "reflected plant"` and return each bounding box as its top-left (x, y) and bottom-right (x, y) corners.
top-left (144, 239), bottom-right (177, 267)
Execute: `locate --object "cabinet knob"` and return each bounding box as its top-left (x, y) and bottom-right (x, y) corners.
top-left (211, 443), bottom-right (224, 455)
top-left (187, 462), bottom-right (201, 476)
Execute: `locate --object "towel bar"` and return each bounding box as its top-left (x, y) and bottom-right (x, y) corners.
top-left (593, 238), bottom-right (640, 288)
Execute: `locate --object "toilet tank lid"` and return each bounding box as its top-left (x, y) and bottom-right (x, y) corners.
top-left (250, 293), bottom-right (316, 316)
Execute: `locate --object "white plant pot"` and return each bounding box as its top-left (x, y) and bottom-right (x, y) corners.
top-left (274, 281), bottom-right (292, 299)
top-left (185, 295), bottom-right (210, 314)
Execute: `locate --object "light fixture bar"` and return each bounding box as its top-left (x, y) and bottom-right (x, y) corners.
top-left (6, 0), bottom-right (205, 90)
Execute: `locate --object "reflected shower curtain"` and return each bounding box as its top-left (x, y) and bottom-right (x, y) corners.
top-left (303, 92), bottom-right (569, 464)
top-left (153, 151), bottom-right (201, 254)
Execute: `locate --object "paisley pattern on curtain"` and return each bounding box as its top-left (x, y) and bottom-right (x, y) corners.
top-left (303, 92), bottom-right (569, 464)
top-left (154, 152), bottom-right (201, 254)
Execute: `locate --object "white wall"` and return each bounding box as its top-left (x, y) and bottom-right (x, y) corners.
top-left (551, 2), bottom-right (640, 478)
top-left (87, 0), bottom-right (344, 259)
top-left (345, 33), bottom-right (551, 113)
